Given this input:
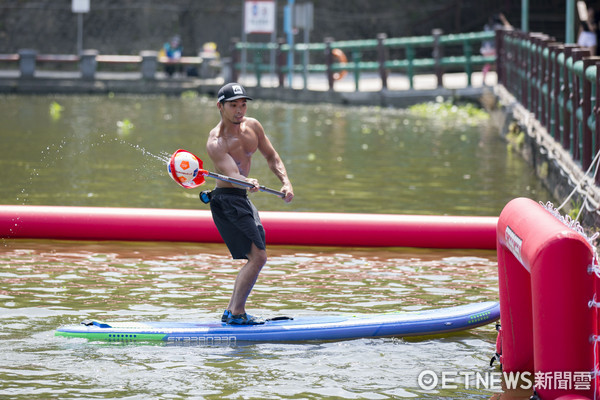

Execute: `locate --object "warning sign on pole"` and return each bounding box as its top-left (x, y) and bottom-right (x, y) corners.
top-left (244, 0), bottom-right (276, 34)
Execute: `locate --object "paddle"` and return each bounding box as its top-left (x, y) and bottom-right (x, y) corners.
top-left (167, 149), bottom-right (285, 198)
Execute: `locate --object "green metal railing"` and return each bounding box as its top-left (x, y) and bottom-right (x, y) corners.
top-left (498, 29), bottom-right (600, 185)
top-left (232, 28), bottom-right (600, 188)
top-left (231, 30), bottom-right (495, 90)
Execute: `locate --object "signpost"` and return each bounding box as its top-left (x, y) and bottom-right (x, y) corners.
top-left (294, 2), bottom-right (313, 89)
top-left (72, 0), bottom-right (90, 55)
top-left (244, 0), bottom-right (276, 34)
top-left (242, 0), bottom-right (277, 85)
top-left (240, 0), bottom-right (312, 88)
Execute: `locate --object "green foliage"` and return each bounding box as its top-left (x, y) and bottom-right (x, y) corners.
top-left (116, 119), bottom-right (134, 135)
top-left (505, 122), bottom-right (525, 152)
top-left (49, 101), bottom-right (63, 121)
top-left (567, 199), bottom-right (582, 221)
top-left (181, 90), bottom-right (198, 99)
top-left (407, 100), bottom-right (489, 126)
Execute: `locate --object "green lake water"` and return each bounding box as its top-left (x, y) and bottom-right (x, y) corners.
top-left (0, 94), bottom-right (548, 399)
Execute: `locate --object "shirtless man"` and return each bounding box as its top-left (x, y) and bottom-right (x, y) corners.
top-left (206, 82), bottom-right (294, 325)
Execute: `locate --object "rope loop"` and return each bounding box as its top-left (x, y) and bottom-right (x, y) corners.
top-left (589, 294), bottom-right (600, 309)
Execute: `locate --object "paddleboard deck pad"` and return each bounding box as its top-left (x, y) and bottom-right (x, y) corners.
top-left (55, 301), bottom-right (500, 344)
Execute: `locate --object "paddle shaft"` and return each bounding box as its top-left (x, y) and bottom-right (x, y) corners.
top-left (203, 171), bottom-right (285, 198)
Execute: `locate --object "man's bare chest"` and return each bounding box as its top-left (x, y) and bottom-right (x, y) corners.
top-left (223, 133), bottom-right (258, 159)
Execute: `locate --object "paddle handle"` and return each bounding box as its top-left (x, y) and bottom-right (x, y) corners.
top-left (203, 171), bottom-right (285, 198)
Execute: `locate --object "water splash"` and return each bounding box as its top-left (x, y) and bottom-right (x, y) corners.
top-left (118, 139), bottom-right (171, 164)
top-left (15, 133), bottom-right (173, 209)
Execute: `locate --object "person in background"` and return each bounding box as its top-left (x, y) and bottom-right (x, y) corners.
top-left (577, 1), bottom-right (598, 56)
top-left (480, 13), bottom-right (512, 85)
top-left (206, 82), bottom-right (294, 325)
top-left (198, 42), bottom-right (221, 78)
top-left (161, 35), bottom-right (183, 77)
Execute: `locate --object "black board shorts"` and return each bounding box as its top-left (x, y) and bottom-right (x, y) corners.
top-left (209, 187), bottom-right (266, 259)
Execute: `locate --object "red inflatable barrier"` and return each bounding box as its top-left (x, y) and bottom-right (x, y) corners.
top-left (496, 198), bottom-right (598, 399)
top-left (0, 205), bottom-right (498, 249)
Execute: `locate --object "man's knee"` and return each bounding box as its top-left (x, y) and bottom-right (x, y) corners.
top-left (248, 245), bottom-right (267, 267)
top-left (254, 250), bottom-right (267, 267)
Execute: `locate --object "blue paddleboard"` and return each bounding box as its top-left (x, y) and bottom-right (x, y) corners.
top-left (55, 301), bottom-right (499, 344)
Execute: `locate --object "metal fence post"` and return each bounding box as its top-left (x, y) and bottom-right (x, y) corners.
top-left (562, 45), bottom-right (578, 151)
top-left (230, 38), bottom-right (240, 83)
top-left (525, 32), bottom-right (538, 110)
top-left (538, 37), bottom-right (547, 127)
top-left (277, 38), bottom-right (286, 88)
top-left (377, 33), bottom-right (388, 90)
top-left (540, 40), bottom-right (558, 129)
top-left (463, 41), bottom-right (472, 87)
top-left (496, 29), bottom-right (505, 85)
top-left (546, 43), bottom-right (561, 136)
top-left (140, 51), bottom-right (157, 80)
top-left (530, 34), bottom-right (542, 120)
top-left (582, 56), bottom-right (599, 171)
top-left (538, 36), bottom-right (551, 121)
top-left (352, 50), bottom-right (360, 91)
top-left (406, 46), bottom-right (415, 89)
top-left (509, 31), bottom-right (519, 94)
top-left (254, 49), bottom-right (262, 87)
top-left (572, 49), bottom-right (589, 161)
top-left (432, 29), bottom-right (443, 88)
top-left (504, 31), bottom-right (514, 91)
top-left (596, 60), bottom-right (600, 184)
top-left (520, 32), bottom-right (528, 106)
top-left (325, 37), bottom-right (334, 91)
top-left (80, 49), bottom-right (98, 80)
top-left (551, 44), bottom-right (564, 142)
top-left (18, 49), bottom-right (37, 78)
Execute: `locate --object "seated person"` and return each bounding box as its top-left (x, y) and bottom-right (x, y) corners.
top-left (162, 35), bottom-right (183, 77)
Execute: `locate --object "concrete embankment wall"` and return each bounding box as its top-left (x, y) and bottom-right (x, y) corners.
top-left (0, 73), bottom-right (486, 109)
top-left (491, 85), bottom-right (600, 234)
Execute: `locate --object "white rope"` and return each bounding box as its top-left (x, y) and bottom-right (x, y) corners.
top-left (590, 294), bottom-right (600, 309)
top-left (557, 149), bottom-right (600, 214)
top-left (593, 251), bottom-right (600, 279)
top-left (590, 261), bottom-right (600, 279)
top-left (578, 197), bottom-right (592, 221)
top-left (594, 150), bottom-right (600, 181)
top-left (541, 202), bottom-right (599, 249)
